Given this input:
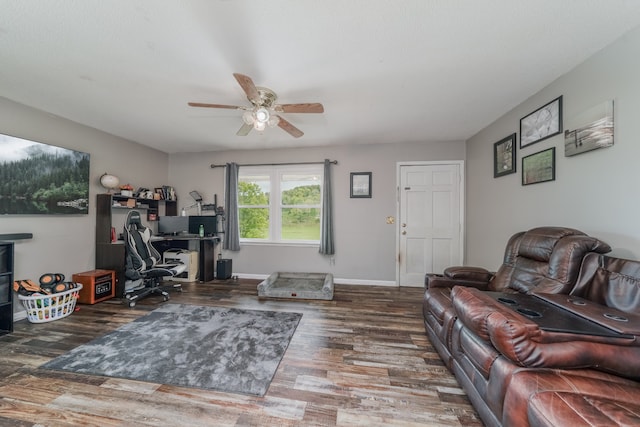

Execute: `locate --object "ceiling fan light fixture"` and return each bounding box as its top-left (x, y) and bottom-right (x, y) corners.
top-left (242, 111), bottom-right (254, 125)
top-left (268, 115), bottom-right (280, 128)
top-left (255, 107), bottom-right (270, 124)
top-left (188, 73), bottom-right (324, 138)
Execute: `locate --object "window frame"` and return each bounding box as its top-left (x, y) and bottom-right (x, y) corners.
top-left (238, 164), bottom-right (323, 245)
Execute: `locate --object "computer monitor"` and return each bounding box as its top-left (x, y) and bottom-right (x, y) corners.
top-left (188, 215), bottom-right (217, 237)
top-left (157, 216), bottom-right (189, 235)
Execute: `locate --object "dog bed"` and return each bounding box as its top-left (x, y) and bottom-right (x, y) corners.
top-left (257, 272), bottom-right (334, 300)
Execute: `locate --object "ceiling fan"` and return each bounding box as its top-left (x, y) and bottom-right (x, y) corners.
top-left (188, 73), bottom-right (324, 138)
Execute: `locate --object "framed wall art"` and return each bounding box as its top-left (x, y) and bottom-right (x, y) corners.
top-left (0, 132), bottom-right (90, 214)
top-left (493, 133), bottom-right (517, 178)
top-left (522, 147), bottom-right (555, 186)
top-left (564, 99), bottom-right (614, 157)
top-left (350, 172), bottom-right (372, 198)
top-left (520, 96), bottom-right (563, 148)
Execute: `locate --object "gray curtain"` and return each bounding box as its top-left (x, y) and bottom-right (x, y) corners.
top-left (223, 162), bottom-right (240, 251)
top-left (319, 159), bottom-right (335, 255)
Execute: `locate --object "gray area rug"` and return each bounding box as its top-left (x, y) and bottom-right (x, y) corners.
top-left (41, 304), bottom-right (302, 396)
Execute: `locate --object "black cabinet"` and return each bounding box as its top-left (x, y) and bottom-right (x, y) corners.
top-left (95, 193), bottom-right (177, 297)
top-left (0, 241), bottom-right (14, 335)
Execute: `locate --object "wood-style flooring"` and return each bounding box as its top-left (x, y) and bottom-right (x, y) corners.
top-left (0, 280), bottom-right (482, 426)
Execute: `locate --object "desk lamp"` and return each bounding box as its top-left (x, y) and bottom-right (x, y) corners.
top-left (181, 191), bottom-right (203, 216)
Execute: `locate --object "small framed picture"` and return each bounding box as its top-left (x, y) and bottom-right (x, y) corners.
top-left (522, 147), bottom-right (555, 186)
top-left (350, 172), bottom-right (372, 198)
top-left (493, 133), bottom-right (517, 178)
top-left (564, 99), bottom-right (614, 157)
top-left (154, 187), bottom-right (164, 200)
top-left (520, 96), bottom-right (563, 148)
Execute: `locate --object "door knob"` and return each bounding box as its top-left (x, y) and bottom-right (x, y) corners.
top-left (402, 223), bottom-right (407, 227)
top-left (402, 231), bottom-right (407, 235)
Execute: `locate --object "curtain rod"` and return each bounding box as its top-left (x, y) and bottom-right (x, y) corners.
top-left (210, 160), bottom-right (338, 169)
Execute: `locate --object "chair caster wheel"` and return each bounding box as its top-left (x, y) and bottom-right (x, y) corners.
top-left (128, 301), bottom-right (136, 308)
top-left (163, 295), bottom-right (169, 302)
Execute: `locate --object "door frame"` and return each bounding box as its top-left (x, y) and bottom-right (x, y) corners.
top-left (395, 160), bottom-right (465, 286)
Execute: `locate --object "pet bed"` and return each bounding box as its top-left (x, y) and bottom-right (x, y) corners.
top-left (257, 272), bottom-right (334, 300)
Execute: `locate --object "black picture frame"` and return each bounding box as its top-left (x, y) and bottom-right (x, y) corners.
top-left (522, 147), bottom-right (555, 186)
top-left (520, 96), bottom-right (563, 148)
top-left (350, 172), bottom-right (372, 198)
top-left (493, 133), bottom-right (517, 178)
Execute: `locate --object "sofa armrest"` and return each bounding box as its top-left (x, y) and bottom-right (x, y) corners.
top-left (487, 309), bottom-right (640, 380)
top-left (425, 266), bottom-right (494, 289)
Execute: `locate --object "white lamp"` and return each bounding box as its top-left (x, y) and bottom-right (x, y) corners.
top-left (181, 190), bottom-right (203, 216)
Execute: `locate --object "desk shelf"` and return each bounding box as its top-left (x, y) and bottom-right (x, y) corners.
top-left (95, 193), bottom-right (177, 296)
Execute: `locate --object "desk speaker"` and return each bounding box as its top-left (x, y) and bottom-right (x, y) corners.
top-left (216, 259), bottom-right (232, 280)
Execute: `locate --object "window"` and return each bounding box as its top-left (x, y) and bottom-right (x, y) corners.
top-left (238, 165), bottom-right (323, 244)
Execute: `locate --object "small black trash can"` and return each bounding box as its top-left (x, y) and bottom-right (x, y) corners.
top-left (216, 259), bottom-right (232, 280)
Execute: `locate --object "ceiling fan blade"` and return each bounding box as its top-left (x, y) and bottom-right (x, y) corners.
top-left (236, 122), bottom-right (253, 136)
top-left (276, 103), bottom-right (324, 114)
top-left (233, 73), bottom-right (261, 104)
top-left (276, 115), bottom-right (304, 138)
top-left (188, 102), bottom-right (246, 110)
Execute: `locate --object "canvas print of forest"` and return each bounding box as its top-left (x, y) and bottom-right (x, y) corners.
top-left (0, 133), bottom-right (90, 214)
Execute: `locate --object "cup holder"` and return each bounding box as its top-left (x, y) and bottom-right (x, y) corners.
top-left (568, 298), bottom-right (587, 306)
top-left (517, 308), bottom-right (542, 318)
top-left (498, 297), bottom-right (518, 306)
top-left (604, 313), bottom-right (628, 322)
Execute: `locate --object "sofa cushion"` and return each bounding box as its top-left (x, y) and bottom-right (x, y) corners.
top-left (506, 234), bottom-right (612, 294)
top-left (443, 266), bottom-right (494, 282)
top-left (452, 286), bottom-right (640, 379)
top-left (504, 369), bottom-right (640, 427)
top-left (571, 253), bottom-right (640, 313)
top-left (487, 309), bottom-right (640, 380)
top-left (528, 391), bottom-right (640, 427)
top-left (452, 286), bottom-right (525, 343)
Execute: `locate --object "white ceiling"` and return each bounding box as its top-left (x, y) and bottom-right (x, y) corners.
top-left (2, 1), bottom-right (640, 154)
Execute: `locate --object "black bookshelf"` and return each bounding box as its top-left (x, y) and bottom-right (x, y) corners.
top-left (0, 241), bottom-right (14, 335)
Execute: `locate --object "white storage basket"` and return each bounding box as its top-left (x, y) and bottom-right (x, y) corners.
top-left (18, 284), bottom-right (83, 323)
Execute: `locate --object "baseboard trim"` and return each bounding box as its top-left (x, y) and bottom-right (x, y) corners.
top-left (236, 273), bottom-right (397, 287)
top-left (14, 309), bottom-right (27, 323)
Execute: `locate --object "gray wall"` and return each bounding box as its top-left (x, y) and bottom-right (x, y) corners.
top-left (12, 24), bottom-right (639, 290)
top-left (169, 141), bottom-right (465, 283)
top-left (0, 97), bottom-right (169, 297)
top-left (466, 27), bottom-right (640, 270)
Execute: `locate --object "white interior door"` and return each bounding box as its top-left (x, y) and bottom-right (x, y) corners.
top-left (398, 162), bottom-right (463, 287)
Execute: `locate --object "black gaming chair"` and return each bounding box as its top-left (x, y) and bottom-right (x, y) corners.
top-left (123, 210), bottom-right (186, 307)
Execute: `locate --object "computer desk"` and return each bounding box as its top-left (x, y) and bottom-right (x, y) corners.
top-left (151, 235), bottom-right (220, 282)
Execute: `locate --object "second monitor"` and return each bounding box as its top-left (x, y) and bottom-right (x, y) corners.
top-left (188, 215), bottom-right (217, 237)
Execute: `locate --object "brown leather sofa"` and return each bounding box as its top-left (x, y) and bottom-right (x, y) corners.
top-left (422, 227), bottom-right (640, 426)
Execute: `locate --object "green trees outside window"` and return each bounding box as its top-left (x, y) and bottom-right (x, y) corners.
top-left (238, 166), bottom-right (322, 242)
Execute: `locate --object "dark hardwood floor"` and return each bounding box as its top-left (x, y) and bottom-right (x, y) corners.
top-left (0, 280), bottom-right (482, 426)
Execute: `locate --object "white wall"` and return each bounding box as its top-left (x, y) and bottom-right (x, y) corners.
top-left (466, 27), bottom-right (640, 270)
top-left (169, 141), bottom-right (465, 283)
top-left (0, 97), bottom-right (169, 307)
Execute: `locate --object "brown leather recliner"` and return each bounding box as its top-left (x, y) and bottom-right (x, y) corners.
top-left (423, 226), bottom-right (610, 368)
top-left (422, 226), bottom-right (611, 426)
